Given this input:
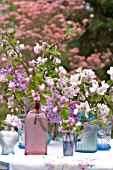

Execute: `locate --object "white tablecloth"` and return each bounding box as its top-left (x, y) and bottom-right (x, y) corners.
top-left (0, 140), bottom-right (113, 170)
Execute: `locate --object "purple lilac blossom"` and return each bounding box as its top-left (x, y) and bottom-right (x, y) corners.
top-left (45, 97), bottom-right (78, 123)
top-left (0, 66), bottom-right (28, 92)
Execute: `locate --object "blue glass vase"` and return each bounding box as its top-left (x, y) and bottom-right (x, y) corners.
top-left (47, 133), bottom-right (51, 144)
top-left (97, 120), bottom-right (112, 150)
top-left (63, 133), bottom-right (74, 156)
top-left (18, 124), bottom-right (25, 149)
top-left (75, 124), bottom-right (97, 153)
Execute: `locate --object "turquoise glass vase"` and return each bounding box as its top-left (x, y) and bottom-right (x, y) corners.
top-left (75, 123), bottom-right (97, 153)
top-left (47, 133), bottom-right (51, 144)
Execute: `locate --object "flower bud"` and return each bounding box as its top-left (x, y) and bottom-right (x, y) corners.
top-left (53, 106), bottom-right (58, 113)
top-left (42, 42), bottom-right (47, 47)
top-left (2, 57), bottom-right (7, 63)
top-left (20, 44), bottom-right (25, 50)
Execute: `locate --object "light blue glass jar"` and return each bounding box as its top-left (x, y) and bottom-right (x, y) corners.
top-left (75, 123), bottom-right (97, 153)
top-left (97, 120), bottom-right (112, 150)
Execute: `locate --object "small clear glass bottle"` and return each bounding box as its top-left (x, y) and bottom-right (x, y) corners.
top-left (63, 133), bottom-right (74, 156)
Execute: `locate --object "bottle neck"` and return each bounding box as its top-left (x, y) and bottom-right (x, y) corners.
top-left (34, 101), bottom-right (40, 114)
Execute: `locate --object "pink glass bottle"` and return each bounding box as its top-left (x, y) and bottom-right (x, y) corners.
top-left (25, 101), bottom-right (48, 155)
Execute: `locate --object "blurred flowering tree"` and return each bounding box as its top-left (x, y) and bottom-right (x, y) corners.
top-left (0, 0), bottom-right (86, 70)
top-left (0, 0), bottom-right (113, 80)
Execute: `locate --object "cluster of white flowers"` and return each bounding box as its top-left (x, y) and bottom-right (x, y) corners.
top-left (55, 66), bottom-right (113, 124)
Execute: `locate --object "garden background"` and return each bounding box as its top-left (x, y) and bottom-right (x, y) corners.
top-left (0, 0), bottom-right (113, 136)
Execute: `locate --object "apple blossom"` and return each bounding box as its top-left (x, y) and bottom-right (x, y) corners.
top-left (107, 67), bottom-right (113, 80)
top-left (38, 84), bottom-right (45, 91)
top-left (19, 44), bottom-right (25, 50)
top-left (34, 43), bottom-right (40, 54)
top-left (46, 77), bottom-right (54, 87)
top-left (3, 114), bottom-right (22, 132)
top-left (97, 80), bottom-right (109, 95)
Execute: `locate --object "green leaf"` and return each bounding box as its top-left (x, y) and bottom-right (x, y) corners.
top-left (95, 95), bottom-right (102, 102)
top-left (4, 61), bottom-right (11, 66)
top-left (107, 79), bottom-right (113, 85)
top-left (54, 100), bottom-right (59, 106)
top-left (84, 81), bottom-right (90, 86)
top-left (36, 72), bottom-right (42, 77)
top-left (60, 108), bottom-right (69, 120)
top-left (7, 75), bottom-right (14, 80)
top-left (91, 93), bottom-right (98, 101)
top-left (106, 109), bottom-right (112, 118)
top-left (14, 57), bottom-right (21, 63)
top-left (39, 64), bottom-right (47, 70)
top-left (1, 82), bottom-right (7, 90)
top-left (91, 119), bottom-right (100, 124)
top-left (40, 96), bottom-right (46, 105)
top-left (11, 30), bottom-right (16, 37)
top-left (15, 93), bottom-right (22, 101)
top-left (2, 25), bottom-right (6, 30)
top-left (29, 81), bottom-right (36, 89)
top-left (48, 61), bottom-right (57, 67)
top-left (12, 63), bottom-right (17, 69)
top-left (104, 95), bottom-right (111, 103)
top-left (47, 50), bottom-right (61, 56)
top-left (80, 88), bottom-right (85, 95)
top-left (6, 92), bottom-right (12, 96)
top-left (8, 39), bottom-right (17, 46)
top-left (64, 103), bottom-right (69, 108)
top-left (6, 46), bottom-right (13, 51)
top-left (101, 124), bottom-right (106, 130)
top-left (33, 75), bottom-right (40, 82)
top-left (65, 26), bottom-right (76, 36)
top-left (44, 91), bottom-right (52, 97)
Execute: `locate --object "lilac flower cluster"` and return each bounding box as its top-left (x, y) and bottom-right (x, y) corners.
top-left (45, 96), bottom-right (78, 123)
top-left (0, 65), bottom-right (28, 92)
top-left (45, 97), bottom-right (61, 123)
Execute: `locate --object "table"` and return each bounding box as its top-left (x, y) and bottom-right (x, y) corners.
top-left (0, 140), bottom-right (113, 170)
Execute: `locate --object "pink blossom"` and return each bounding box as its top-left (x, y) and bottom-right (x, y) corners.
top-left (28, 60), bottom-right (35, 66)
top-left (34, 43), bottom-right (40, 54)
top-left (38, 84), bottom-right (45, 90)
top-left (25, 77), bottom-right (30, 83)
top-left (42, 42), bottom-right (47, 47)
top-left (2, 57), bottom-right (8, 63)
top-left (60, 96), bottom-right (69, 103)
top-left (8, 82), bottom-right (16, 91)
top-left (0, 95), bottom-right (4, 103)
top-left (46, 77), bottom-right (54, 87)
